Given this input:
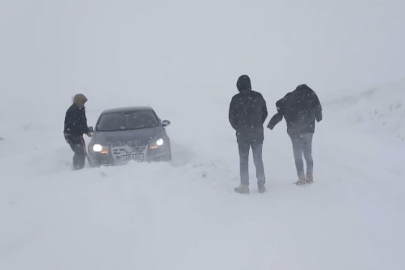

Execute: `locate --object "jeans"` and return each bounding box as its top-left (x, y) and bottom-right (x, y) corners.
top-left (238, 140), bottom-right (265, 186)
top-left (65, 134), bottom-right (86, 170)
top-left (289, 133), bottom-right (313, 179)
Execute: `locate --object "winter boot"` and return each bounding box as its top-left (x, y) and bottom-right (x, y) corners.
top-left (234, 184), bottom-right (250, 194)
top-left (294, 174), bottom-right (307, 186)
top-left (306, 172), bottom-right (314, 184)
top-left (258, 183), bottom-right (266, 193)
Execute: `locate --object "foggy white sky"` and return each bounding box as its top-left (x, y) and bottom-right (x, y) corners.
top-left (0, 0), bottom-right (404, 112)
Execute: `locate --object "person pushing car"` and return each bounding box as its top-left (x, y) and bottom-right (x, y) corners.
top-left (63, 94), bottom-right (92, 170)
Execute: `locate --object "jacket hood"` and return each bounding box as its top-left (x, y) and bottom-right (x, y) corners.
top-left (294, 84), bottom-right (313, 93)
top-left (73, 94), bottom-right (87, 107)
top-left (236, 75), bottom-right (252, 92)
top-left (276, 84), bottom-right (314, 111)
top-left (292, 84), bottom-right (314, 99)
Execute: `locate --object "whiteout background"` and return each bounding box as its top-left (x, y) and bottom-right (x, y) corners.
top-left (0, 1), bottom-right (404, 269)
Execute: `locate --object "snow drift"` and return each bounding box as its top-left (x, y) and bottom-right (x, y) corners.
top-left (327, 79), bottom-right (405, 142)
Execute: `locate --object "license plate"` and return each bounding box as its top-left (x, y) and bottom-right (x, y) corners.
top-left (116, 154), bottom-right (144, 161)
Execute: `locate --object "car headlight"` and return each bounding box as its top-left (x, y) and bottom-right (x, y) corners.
top-left (93, 144), bottom-right (103, 152)
top-left (150, 138), bottom-right (164, 149)
top-left (92, 144), bottom-right (109, 154)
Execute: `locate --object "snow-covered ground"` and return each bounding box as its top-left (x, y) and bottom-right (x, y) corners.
top-left (1, 80), bottom-right (404, 270)
top-left (1, 1), bottom-right (405, 269)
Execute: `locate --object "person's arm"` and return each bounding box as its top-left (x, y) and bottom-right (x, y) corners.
top-left (267, 98), bottom-right (285, 130)
top-left (261, 95), bottom-right (268, 124)
top-left (229, 96), bottom-right (239, 130)
top-left (312, 92), bottom-right (322, 122)
top-left (64, 108), bottom-right (82, 135)
top-left (267, 113), bottom-right (283, 130)
top-left (77, 109), bottom-right (91, 135)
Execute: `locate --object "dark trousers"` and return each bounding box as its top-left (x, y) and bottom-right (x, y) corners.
top-left (64, 134), bottom-right (86, 170)
top-left (288, 133), bottom-right (313, 179)
top-left (238, 140), bottom-right (265, 186)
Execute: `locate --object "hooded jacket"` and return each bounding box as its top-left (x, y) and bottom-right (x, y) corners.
top-left (63, 94), bottom-right (90, 137)
top-left (229, 75), bottom-right (268, 142)
top-left (267, 84), bottom-right (322, 135)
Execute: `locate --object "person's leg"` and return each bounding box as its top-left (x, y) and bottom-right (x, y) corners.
top-left (235, 141), bottom-right (250, 193)
top-left (75, 144), bottom-right (86, 169)
top-left (251, 140), bottom-right (265, 190)
top-left (238, 141), bottom-right (250, 185)
top-left (65, 134), bottom-right (77, 168)
top-left (67, 135), bottom-right (86, 170)
top-left (289, 133), bottom-right (305, 183)
top-left (302, 133), bottom-right (314, 183)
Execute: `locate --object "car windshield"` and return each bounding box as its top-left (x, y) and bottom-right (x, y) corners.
top-left (96, 110), bottom-right (159, 131)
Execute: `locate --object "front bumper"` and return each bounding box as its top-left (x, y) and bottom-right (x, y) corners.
top-left (88, 143), bottom-right (171, 166)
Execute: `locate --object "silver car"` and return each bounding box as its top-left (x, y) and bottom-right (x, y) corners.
top-left (87, 106), bottom-right (172, 166)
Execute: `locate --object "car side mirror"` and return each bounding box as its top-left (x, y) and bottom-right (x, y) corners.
top-left (162, 120), bottom-right (171, 127)
top-left (89, 126), bottom-right (94, 132)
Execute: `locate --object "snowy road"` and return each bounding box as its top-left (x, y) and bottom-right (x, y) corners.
top-left (1, 83), bottom-right (405, 270)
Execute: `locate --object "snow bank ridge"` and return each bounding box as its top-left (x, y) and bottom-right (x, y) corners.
top-left (327, 79), bottom-right (405, 141)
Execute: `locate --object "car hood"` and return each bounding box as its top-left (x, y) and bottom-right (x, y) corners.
top-left (93, 126), bottom-right (163, 147)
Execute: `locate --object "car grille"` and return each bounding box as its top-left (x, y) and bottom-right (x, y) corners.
top-left (111, 145), bottom-right (146, 156)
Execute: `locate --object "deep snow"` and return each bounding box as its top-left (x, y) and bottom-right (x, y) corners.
top-left (1, 1), bottom-right (405, 269)
top-left (1, 80), bottom-right (405, 270)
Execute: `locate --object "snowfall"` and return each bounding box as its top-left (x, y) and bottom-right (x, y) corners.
top-left (1, 1), bottom-right (405, 270)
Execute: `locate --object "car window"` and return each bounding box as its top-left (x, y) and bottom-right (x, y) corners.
top-left (96, 111), bottom-right (159, 131)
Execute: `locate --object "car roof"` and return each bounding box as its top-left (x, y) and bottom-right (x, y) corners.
top-left (101, 106), bottom-right (155, 114)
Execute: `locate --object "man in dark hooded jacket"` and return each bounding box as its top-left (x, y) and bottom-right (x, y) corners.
top-left (229, 75), bottom-right (268, 194)
top-left (63, 94), bottom-right (92, 170)
top-left (267, 84), bottom-right (322, 185)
